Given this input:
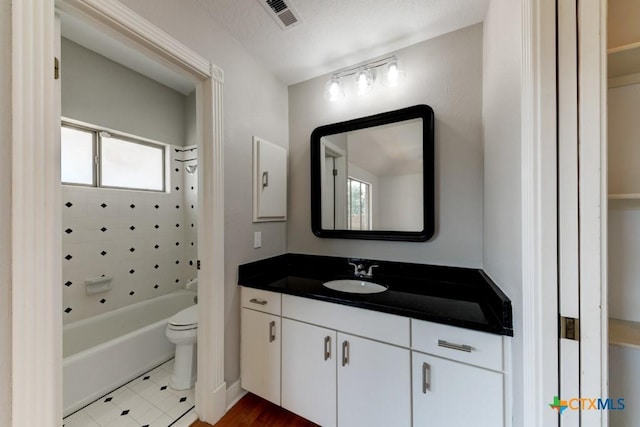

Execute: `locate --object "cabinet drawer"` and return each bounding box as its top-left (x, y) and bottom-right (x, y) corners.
top-left (411, 319), bottom-right (503, 371)
top-left (241, 287), bottom-right (281, 315)
top-left (282, 294), bottom-right (410, 347)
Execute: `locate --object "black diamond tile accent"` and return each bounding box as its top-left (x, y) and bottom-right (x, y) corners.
top-left (175, 260), bottom-right (180, 264)
top-left (154, 244), bottom-right (159, 249)
top-left (191, 186), bottom-right (194, 190)
top-left (143, 425), bottom-right (149, 427)
top-left (65, 202), bottom-right (73, 208)
top-left (154, 264), bottom-right (159, 269)
top-left (129, 269), bottom-right (135, 274)
top-left (143, 376), bottom-right (150, 380)
top-left (120, 410), bottom-right (129, 416)
top-left (154, 204), bottom-right (159, 209)
top-left (129, 247), bottom-right (135, 252)
top-left (191, 223), bottom-right (194, 228)
top-left (175, 186), bottom-right (180, 191)
top-left (191, 242), bottom-right (194, 246)
top-left (65, 254), bottom-right (72, 261)
top-left (100, 203), bottom-right (107, 208)
top-left (160, 385), bottom-right (167, 390)
top-left (154, 284), bottom-right (159, 289)
top-left (130, 204), bottom-right (135, 209)
top-left (154, 224), bottom-right (159, 229)
top-left (175, 242), bottom-right (180, 246)
top-left (175, 279), bottom-right (180, 283)
top-left (64, 281), bottom-right (72, 287)
top-left (175, 168), bottom-right (179, 172)
top-left (100, 251), bottom-right (107, 256)
top-left (191, 204), bottom-right (194, 209)
top-left (176, 205), bottom-right (180, 209)
top-left (189, 261), bottom-right (193, 266)
top-left (64, 307), bottom-right (72, 313)
top-left (101, 227), bottom-right (107, 232)
top-left (129, 291), bottom-right (135, 296)
top-left (175, 223), bottom-right (180, 228)
top-left (100, 299), bottom-right (106, 304)
top-left (129, 226), bottom-right (135, 231)
top-left (65, 228), bottom-right (73, 234)
top-left (104, 397), bottom-right (112, 402)
top-left (179, 397), bottom-right (187, 402)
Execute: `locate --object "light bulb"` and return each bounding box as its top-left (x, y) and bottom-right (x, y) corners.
top-left (381, 58), bottom-right (405, 88)
top-left (354, 68), bottom-right (375, 95)
top-left (324, 77), bottom-right (345, 102)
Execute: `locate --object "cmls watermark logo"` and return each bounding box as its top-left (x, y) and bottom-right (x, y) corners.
top-left (549, 396), bottom-right (625, 414)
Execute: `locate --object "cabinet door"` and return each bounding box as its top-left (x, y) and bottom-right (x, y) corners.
top-left (338, 333), bottom-right (411, 427)
top-left (282, 319), bottom-right (337, 427)
top-left (412, 351), bottom-right (503, 427)
top-left (240, 308), bottom-right (280, 405)
top-left (253, 137), bottom-right (287, 221)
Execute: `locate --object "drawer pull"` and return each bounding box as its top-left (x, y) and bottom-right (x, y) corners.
top-left (324, 336), bottom-right (331, 360)
top-left (438, 339), bottom-right (473, 353)
top-left (249, 298), bottom-right (268, 306)
top-left (422, 362), bottom-right (431, 393)
top-left (342, 340), bottom-right (350, 366)
top-left (269, 320), bottom-right (276, 342)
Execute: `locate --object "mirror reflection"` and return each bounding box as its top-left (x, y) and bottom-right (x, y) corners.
top-left (311, 104), bottom-right (434, 242)
top-left (320, 119), bottom-right (423, 231)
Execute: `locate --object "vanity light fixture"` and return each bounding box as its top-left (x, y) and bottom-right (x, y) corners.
top-left (324, 55), bottom-right (404, 102)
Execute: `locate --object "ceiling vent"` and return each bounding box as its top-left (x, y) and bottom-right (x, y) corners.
top-left (258, 0), bottom-right (303, 31)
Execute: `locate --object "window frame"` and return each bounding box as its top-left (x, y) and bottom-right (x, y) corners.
top-left (347, 176), bottom-right (372, 231)
top-left (61, 120), bottom-right (167, 192)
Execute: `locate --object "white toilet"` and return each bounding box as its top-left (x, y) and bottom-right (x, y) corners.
top-left (166, 304), bottom-right (198, 390)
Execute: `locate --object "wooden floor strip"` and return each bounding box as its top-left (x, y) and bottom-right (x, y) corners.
top-left (190, 393), bottom-right (319, 427)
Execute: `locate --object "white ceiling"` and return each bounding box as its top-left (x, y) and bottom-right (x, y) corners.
top-left (192, 0), bottom-right (490, 85)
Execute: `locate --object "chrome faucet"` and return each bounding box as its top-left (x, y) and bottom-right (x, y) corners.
top-left (348, 262), bottom-right (379, 279)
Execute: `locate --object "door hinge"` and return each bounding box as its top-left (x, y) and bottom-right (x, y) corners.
top-left (197, 259), bottom-right (201, 270)
top-left (333, 168), bottom-right (338, 176)
top-left (54, 57), bottom-right (60, 80)
top-left (560, 316), bottom-right (580, 341)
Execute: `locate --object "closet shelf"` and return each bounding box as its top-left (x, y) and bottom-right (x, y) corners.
top-left (610, 318), bottom-right (640, 349)
top-left (608, 193), bottom-right (640, 200)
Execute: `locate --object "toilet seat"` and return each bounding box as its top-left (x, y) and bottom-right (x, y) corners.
top-left (168, 305), bottom-right (198, 331)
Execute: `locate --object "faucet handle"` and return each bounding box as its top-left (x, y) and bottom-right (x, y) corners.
top-left (348, 261), bottom-right (363, 275)
top-left (366, 265), bottom-right (379, 276)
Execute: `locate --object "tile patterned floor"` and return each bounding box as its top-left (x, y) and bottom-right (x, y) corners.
top-left (63, 359), bottom-right (197, 427)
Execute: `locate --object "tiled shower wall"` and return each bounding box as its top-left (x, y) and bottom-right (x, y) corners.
top-left (62, 145), bottom-right (198, 324)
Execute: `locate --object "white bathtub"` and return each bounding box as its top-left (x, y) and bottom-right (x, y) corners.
top-left (63, 290), bottom-right (196, 416)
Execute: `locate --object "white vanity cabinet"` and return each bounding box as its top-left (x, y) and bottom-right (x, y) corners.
top-left (240, 286), bottom-right (507, 426)
top-left (411, 319), bottom-right (505, 427)
top-left (240, 288), bottom-right (282, 405)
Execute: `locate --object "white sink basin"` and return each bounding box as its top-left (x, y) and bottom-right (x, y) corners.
top-left (323, 279), bottom-right (388, 294)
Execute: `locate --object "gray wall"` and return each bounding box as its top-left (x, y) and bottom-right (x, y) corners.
top-left (61, 38), bottom-right (188, 146)
top-left (482, 0), bottom-right (522, 425)
top-left (0, 0), bottom-right (11, 424)
top-left (288, 25), bottom-right (484, 267)
top-left (120, 0), bottom-right (290, 385)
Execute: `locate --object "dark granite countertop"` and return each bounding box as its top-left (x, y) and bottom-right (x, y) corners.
top-left (238, 253), bottom-right (513, 337)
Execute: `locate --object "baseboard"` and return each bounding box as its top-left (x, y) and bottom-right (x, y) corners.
top-left (226, 378), bottom-right (247, 410)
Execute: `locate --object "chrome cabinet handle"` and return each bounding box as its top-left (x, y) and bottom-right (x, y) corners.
top-left (438, 339), bottom-right (473, 353)
top-left (422, 362), bottom-right (431, 393)
top-left (324, 336), bottom-right (331, 360)
top-left (269, 320), bottom-right (276, 342)
top-left (342, 340), bottom-right (349, 366)
top-left (249, 298), bottom-right (267, 305)
top-left (262, 171), bottom-right (269, 188)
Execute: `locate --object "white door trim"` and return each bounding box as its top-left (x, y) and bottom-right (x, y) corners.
top-left (12, 0), bottom-right (227, 424)
top-left (521, 0), bottom-right (559, 426)
top-left (577, 0), bottom-right (608, 425)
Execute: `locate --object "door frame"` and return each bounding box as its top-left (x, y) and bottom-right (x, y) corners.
top-left (11, 0), bottom-right (226, 424)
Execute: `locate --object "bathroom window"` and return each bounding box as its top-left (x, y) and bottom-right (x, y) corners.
top-left (347, 177), bottom-right (371, 230)
top-left (61, 122), bottom-right (166, 192)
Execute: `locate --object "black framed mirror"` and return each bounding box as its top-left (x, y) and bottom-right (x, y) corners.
top-left (311, 104), bottom-right (434, 241)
